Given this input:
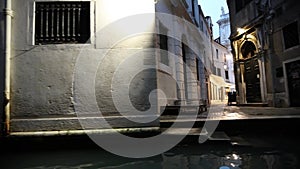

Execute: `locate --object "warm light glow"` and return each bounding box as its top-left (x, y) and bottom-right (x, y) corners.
top-left (96, 0), bottom-right (156, 48)
top-left (237, 28), bottom-right (246, 35)
top-left (99, 0), bottom-right (155, 28)
top-left (232, 153), bottom-right (240, 160)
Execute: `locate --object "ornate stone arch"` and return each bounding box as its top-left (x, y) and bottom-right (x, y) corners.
top-left (237, 33), bottom-right (267, 103)
top-left (239, 34), bottom-right (259, 59)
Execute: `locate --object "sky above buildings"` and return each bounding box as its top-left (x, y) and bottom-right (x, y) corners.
top-left (198, 0), bottom-right (229, 39)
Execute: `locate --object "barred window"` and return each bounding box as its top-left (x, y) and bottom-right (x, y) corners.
top-left (35, 2), bottom-right (90, 45)
top-left (283, 22), bottom-right (299, 49)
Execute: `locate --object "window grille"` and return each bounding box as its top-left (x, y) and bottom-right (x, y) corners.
top-left (35, 1), bottom-right (90, 44)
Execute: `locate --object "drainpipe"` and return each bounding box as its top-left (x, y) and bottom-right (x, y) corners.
top-left (3, 0), bottom-right (13, 135)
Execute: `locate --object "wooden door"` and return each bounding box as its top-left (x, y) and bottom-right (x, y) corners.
top-left (244, 56), bottom-right (262, 103)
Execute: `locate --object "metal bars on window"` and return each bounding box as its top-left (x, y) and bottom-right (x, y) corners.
top-left (35, 2), bottom-right (90, 44)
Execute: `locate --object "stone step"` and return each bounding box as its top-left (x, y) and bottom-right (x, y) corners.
top-left (161, 105), bottom-right (207, 116)
top-left (161, 127), bottom-right (231, 141)
top-left (207, 131), bottom-right (231, 141)
top-left (238, 103), bottom-right (268, 107)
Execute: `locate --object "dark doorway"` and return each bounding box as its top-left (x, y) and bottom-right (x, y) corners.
top-left (241, 41), bottom-right (262, 103)
top-left (286, 60), bottom-right (300, 106)
top-left (244, 56), bottom-right (261, 102)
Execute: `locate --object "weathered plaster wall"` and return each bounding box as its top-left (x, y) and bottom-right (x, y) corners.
top-left (271, 0), bottom-right (300, 106)
top-left (272, 0), bottom-right (300, 63)
top-left (212, 42), bottom-right (226, 79)
top-left (9, 0), bottom-right (157, 132)
top-left (229, 1), bottom-right (259, 34)
top-left (228, 0), bottom-right (300, 107)
top-left (156, 1), bottom-right (199, 105)
top-left (155, 0), bottom-right (209, 105)
top-left (227, 1), bottom-right (259, 37)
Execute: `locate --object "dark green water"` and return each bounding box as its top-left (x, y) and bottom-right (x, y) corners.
top-left (1, 134), bottom-right (300, 169)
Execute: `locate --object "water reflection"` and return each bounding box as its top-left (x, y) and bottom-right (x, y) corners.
top-left (162, 146), bottom-right (298, 169)
top-left (223, 153), bottom-right (242, 168)
top-left (1, 144), bottom-right (299, 169)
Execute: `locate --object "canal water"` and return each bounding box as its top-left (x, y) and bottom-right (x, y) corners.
top-left (1, 133), bottom-right (299, 169)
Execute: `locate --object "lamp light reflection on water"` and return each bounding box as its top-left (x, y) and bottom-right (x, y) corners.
top-left (219, 166), bottom-right (230, 169)
top-left (222, 153), bottom-right (242, 169)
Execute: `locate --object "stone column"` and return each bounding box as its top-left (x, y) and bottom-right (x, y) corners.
top-left (174, 40), bottom-right (185, 105)
top-left (185, 48), bottom-right (199, 105)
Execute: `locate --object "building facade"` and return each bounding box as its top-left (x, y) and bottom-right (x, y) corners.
top-left (1, 0), bottom-right (159, 135)
top-left (217, 9), bottom-right (235, 88)
top-left (210, 40), bottom-right (228, 102)
top-left (208, 8), bottom-right (236, 103)
top-left (227, 0), bottom-right (300, 107)
top-left (0, 0), bottom-right (218, 136)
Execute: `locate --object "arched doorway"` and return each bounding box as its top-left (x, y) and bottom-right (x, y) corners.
top-left (241, 41), bottom-right (262, 103)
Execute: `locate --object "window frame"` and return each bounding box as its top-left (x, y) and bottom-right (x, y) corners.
top-left (282, 21), bottom-right (300, 50)
top-left (196, 57), bottom-right (200, 81)
top-left (217, 68), bottom-right (221, 76)
top-left (159, 23), bottom-right (169, 66)
top-left (30, 0), bottom-right (94, 46)
top-left (225, 70), bottom-right (229, 80)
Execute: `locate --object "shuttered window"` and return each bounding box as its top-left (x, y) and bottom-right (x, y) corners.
top-left (35, 2), bottom-right (90, 45)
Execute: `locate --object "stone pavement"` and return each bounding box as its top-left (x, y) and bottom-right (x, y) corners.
top-left (160, 103), bottom-right (300, 140)
top-left (199, 104), bottom-right (300, 121)
top-left (220, 105), bottom-right (300, 120)
top-left (161, 102), bottom-right (300, 122)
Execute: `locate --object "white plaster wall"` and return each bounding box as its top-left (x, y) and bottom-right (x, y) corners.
top-left (212, 42), bottom-right (226, 79)
top-left (155, 0), bottom-right (178, 105)
top-left (9, 0), bottom-right (157, 131)
top-left (155, 0), bottom-right (209, 105)
top-left (217, 12), bottom-right (235, 85)
top-left (226, 52), bottom-right (235, 84)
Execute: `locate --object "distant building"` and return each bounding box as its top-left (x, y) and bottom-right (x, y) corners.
top-left (217, 8), bottom-right (231, 50)
top-left (208, 8), bottom-right (236, 103)
top-left (210, 40), bottom-right (227, 102)
top-left (216, 8), bottom-right (236, 91)
top-left (227, 0), bottom-right (300, 107)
